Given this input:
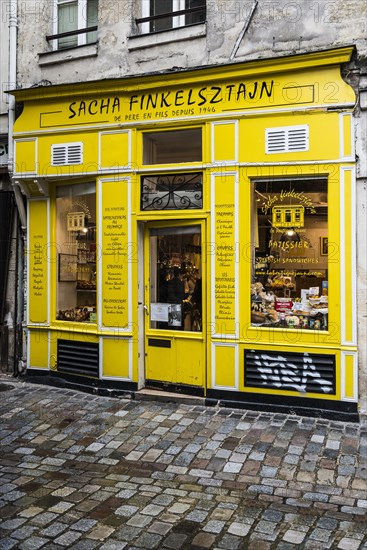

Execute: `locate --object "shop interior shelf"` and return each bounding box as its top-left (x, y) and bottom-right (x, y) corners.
top-left (76, 289), bottom-right (96, 292)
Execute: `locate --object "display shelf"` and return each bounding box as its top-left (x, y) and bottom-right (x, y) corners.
top-left (76, 289), bottom-right (96, 292)
top-left (290, 310), bottom-right (328, 316)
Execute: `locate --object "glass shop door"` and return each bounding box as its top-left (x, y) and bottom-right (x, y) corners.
top-left (144, 221), bottom-right (205, 392)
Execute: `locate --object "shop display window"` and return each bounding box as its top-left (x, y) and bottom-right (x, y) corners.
top-left (56, 182), bottom-right (97, 323)
top-left (251, 179), bottom-right (328, 330)
top-left (149, 225), bottom-right (202, 331)
top-left (143, 128), bottom-right (202, 164)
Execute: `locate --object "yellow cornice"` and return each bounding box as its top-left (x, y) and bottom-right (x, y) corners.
top-left (9, 46), bottom-right (355, 102)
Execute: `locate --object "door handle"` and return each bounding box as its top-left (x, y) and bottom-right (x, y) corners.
top-left (143, 305), bottom-right (149, 315)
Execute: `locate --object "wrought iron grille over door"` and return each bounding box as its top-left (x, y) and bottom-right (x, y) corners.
top-left (141, 173), bottom-right (203, 211)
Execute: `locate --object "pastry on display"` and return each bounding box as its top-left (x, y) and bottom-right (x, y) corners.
top-left (77, 280), bottom-right (96, 290)
top-left (251, 275), bottom-right (328, 330)
top-left (56, 307), bottom-right (95, 322)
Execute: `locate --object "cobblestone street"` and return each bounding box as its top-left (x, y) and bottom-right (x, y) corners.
top-left (0, 378), bottom-right (366, 549)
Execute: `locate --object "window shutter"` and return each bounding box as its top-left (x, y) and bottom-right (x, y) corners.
top-left (266, 126), bottom-right (309, 154)
top-left (51, 143), bottom-right (83, 166)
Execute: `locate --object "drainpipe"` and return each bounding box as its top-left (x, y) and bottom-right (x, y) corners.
top-left (12, 181), bottom-right (26, 229)
top-left (8, 0), bottom-right (17, 174)
top-left (7, 0), bottom-right (25, 229)
top-left (7, 0), bottom-right (25, 376)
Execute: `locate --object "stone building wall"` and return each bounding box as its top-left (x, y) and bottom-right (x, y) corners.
top-left (14, 1), bottom-right (367, 87)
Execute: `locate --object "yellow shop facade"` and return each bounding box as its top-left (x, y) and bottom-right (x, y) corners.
top-left (11, 47), bottom-right (359, 419)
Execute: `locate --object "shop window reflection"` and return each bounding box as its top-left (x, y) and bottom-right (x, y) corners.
top-left (150, 226), bottom-right (202, 332)
top-left (56, 182), bottom-right (97, 323)
top-left (143, 129), bottom-right (202, 165)
top-left (251, 179), bottom-right (328, 331)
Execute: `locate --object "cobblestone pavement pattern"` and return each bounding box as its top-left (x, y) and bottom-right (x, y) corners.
top-left (0, 379), bottom-right (366, 549)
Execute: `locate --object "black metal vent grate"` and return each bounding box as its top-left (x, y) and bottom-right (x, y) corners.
top-left (244, 349), bottom-right (336, 395)
top-left (57, 339), bottom-right (99, 378)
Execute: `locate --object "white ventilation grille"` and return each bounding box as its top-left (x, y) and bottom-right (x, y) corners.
top-left (51, 143), bottom-right (83, 166)
top-left (266, 126), bottom-right (309, 154)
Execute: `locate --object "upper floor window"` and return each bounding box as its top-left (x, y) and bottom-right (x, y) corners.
top-left (137, 0), bottom-right (206, 34)
top-left (51, 0), bottom-right (98, 50)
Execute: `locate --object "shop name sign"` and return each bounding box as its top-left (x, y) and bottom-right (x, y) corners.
top-left (14, 56), bottom-right (356, 133)
top-left (68, 79), bottom-right (275, 121)
top-left (39, 76), bottom-right (317, 128)
top-left (262, 188), bottom-right (316, 214)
